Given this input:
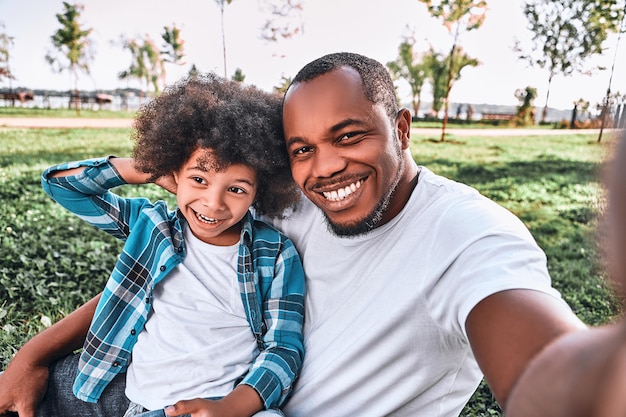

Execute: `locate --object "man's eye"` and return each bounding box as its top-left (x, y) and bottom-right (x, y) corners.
top-left (338, 132), bottom-right (359, 142)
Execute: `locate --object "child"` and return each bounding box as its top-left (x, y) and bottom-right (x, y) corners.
top-left (40, 74), bottom-right (305, 417)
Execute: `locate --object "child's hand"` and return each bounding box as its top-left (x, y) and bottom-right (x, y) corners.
top-left (164, 398), bottom-right (227, 417)
top-left (164, 385), bottom-right (264, 417)
top-left (155, 173), bottom-right (178, 195)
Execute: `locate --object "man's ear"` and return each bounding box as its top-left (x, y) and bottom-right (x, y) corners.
top-left (396, 108), bottom-right (412, 150)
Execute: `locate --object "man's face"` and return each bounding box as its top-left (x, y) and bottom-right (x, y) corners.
top-left (282, 67), bottom-right (408, 236)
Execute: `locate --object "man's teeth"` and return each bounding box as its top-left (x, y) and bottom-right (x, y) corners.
top-left (197, 213), bottom-right (218, 224)
top-left (322, 181), bottom-right (361, 201)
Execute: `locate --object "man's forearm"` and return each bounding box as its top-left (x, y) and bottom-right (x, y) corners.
top-left (14, 293), bottom-right (101, 366)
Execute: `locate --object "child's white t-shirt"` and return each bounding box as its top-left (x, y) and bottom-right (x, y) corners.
top-left (125, 225), bottom-right (258, 411)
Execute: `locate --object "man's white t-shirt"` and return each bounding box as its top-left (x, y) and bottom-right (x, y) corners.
top-left (270, 166), bottom-right (567, 417)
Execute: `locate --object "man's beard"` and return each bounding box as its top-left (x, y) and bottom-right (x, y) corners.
top-left (323, 192), bottom-right (393, 237)
top-left (324, 145), bottom-right (404, 238)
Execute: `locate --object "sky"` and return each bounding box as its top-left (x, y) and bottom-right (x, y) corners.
top-left (0, 0), bottom-right (625, 111)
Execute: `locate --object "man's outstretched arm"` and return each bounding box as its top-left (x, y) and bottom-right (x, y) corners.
top-left (0, 293), bottom-right (101, 417)
top-left (466, 289), bottom-right (587, 408)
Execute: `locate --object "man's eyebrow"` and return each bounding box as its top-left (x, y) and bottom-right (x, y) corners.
top-left (286, 118), bottom-right (366, 147)
top-left (329, 118), bottom-right (366, 133)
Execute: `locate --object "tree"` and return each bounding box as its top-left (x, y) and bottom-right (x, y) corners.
top-left (273, 74), bottom-right (292, 94)
top-left (422, 47), bottom-right (447, 116)
top-left (160, 23), bottom-right (186, 85)
top-left (387, 38), bottom-right (428, 119)
top-left (418, 0), bottom-right (487, 141)
top-left (516, 0), bottom-right (625, 123)
top-left (0, 22), bottom-right (15, 106)
top-left (118, 34), bottom-right (164, 97)
top-left (422, 45), bottom-right (480, 118)
top-left (231, 67), bottom-right (245, 82)
top-left (259, 0), bottom-right (305, 42)
top-left (188, 63), bottom-right (200, 78)
top-left (161, 23), bottom-right (186, 65)
top-left (46, 2), bottom-right (93, 115)
top-left (0, 23), bottom-right (14, 93)
top-left (215, 0), bottom-right (234, 78)
top-left (513, 86), bottom-right (538, 126)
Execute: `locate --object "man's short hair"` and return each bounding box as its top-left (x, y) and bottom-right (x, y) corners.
top-left (289, 52), bottom-right (399, 120)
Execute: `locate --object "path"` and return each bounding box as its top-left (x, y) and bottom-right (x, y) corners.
top-left (0, 117), bottom-right (132, 128)
top-left (0, 117), bottom-right (621, 137)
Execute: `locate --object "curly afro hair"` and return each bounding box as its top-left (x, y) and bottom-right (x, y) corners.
top-left (132, 73), bottom-right (300, 218)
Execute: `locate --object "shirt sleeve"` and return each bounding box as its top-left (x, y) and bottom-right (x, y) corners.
top-left (41, 156), bottom-right (149, 241)
top-left (240, 236), bottom-right (306, 409)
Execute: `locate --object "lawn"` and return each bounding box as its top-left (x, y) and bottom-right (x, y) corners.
top-left (0, 126), bottom-right (621, 415)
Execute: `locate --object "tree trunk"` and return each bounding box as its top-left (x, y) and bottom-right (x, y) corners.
top-left (73, 65), bottom-right (80, 116)
top-left (220, 2), bottom-right (227, 78)
top-left (541, 74), bottom-right (553, 123)
top-left (440, 43), bottom-right (457, 142)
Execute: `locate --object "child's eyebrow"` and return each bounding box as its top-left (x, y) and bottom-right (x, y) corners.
top-left (187, 165), bottom-right (208, 172)
top-left (233, 177), bottom-right (256, 186)
top-left (187, 165), bottom-right (256, 186)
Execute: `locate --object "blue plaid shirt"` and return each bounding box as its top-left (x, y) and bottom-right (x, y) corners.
top-left (41, 157), bottom-right (305, 410)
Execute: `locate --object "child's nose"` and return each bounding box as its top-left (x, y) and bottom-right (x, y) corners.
top-left (200, 190), bottom-right (226, 210)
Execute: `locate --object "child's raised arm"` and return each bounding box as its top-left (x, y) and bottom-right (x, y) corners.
top-left (49, 157), bottom-right (152, 185)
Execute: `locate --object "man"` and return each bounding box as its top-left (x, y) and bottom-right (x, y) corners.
top-left (0, 52), bottom-right (585, 417)
top-left (271, 52), bottom-right (585, 416)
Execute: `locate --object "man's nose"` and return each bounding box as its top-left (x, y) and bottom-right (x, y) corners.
top-left (311, 146), bottom-right (347, 178)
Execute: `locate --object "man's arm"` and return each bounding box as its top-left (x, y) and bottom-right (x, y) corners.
top-left (0, 294), bottom-right (101, 417)
top-left (504, 324), bottom-right (626, 417)
top-left (466, 289), bottom-right (586, 407)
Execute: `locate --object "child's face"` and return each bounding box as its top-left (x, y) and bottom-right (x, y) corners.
top-left (174, 149), bottom-right (257, 246)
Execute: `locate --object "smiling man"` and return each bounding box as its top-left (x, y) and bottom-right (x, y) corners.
top-left (267, 52), bottom-right (586, 416)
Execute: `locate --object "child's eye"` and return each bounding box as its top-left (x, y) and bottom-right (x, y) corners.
top-left (192, 176), bottom-right (206, 184)
top-left (229, 186), bottom-right (245, 194)
top-left (293, 146), bottom-right (312, 156)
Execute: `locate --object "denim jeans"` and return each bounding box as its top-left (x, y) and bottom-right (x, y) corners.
top-left (33, 353), bottom-right (129, 417)
top-left (124, 401), bottom-right (190, 417)
top-left (4, 353), bottom-right (284, 417)
top-left (125, 400), bottom-right (285, 416)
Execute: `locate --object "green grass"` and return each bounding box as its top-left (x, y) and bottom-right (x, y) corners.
top-left (0, 126), bottom-right (620, 415)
